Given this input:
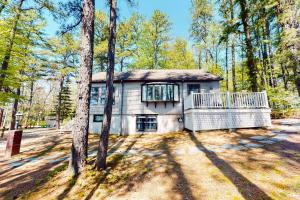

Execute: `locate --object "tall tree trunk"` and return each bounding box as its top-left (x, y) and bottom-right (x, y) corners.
top-left (281, 63), bottom-right (288, 90)
top-left (261, 24), bottom-right (272, 88)
top-left (225, 36), bottom-right (229, 91)
top-left (231, 34), bottom-right (236, 92)
top-left (239, 33), bottom-right (245, 86)
top-left (56, 78), bottom-right (64, 129)
top-left (120, 58), bottom-right (124, 72)
top-left (0, 0), bottom-right (24, 90)
top-left (239, 0), bottom-right (258, 91)
top-left (198, 48), bottom-right (202, 69)
top-left (251, 16), bottom-right (266, 87)
top-left (69, 0), bottom-right (95, 176)
top-left (0, 108), bottom-right (3, 127)
top-left (265, 19), bottom-right (276, 87)
top-left (10, 88), bottom-right (21, 130)
top-left (96, 0), bottom-right (117, 170)
top-left (24, 79), bottom-right (34, 128)
top-left (230, 0), bottom-right (236, 92)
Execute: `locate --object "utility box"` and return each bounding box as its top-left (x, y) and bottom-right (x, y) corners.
top-left (5, 130), bottom-right (23, 157)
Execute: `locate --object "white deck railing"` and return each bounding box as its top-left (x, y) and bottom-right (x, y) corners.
top-left (184, 91), bottom-right (269, 110)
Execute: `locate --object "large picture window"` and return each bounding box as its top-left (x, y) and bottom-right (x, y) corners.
top-left (136, 115), bottom-right (157, 132)
top-left (141, 83), bottom-right (179, 102)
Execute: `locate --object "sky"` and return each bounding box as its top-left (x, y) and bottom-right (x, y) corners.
top-left (45, 0), bottom-right (192, 42)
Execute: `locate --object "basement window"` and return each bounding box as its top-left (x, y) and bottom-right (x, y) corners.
top-left (93, 115), bottom-right (103, 122)
top-left (136, 115), bottom-right (157, 132)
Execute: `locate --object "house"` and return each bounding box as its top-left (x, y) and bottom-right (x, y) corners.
top-left (89, 69), bottom-right (271, 134)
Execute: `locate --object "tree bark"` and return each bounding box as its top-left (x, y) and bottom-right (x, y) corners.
top-left (56, 78), bottom-right (64, 129)
top-left (0, 0), bottom-right (24, 90)
top-left (198, 48), bottom-right (202, 69)
top-left (281, 63), bottom-right (288, 90)
top-left (69, 0), bottom-right (95, 176)
top-left (239, 0), bottom-right (258, 92)
top-left (96, 0), bottom-right (117, 170)
top-left (0, 108), bottom-right (3, 127)
top-left (230, 0), bottom-right (236, 92)
top-left (10, 88), bottom-right (21, 130)
top-left (24, 79), bottom-right (34, 128)
top-left (225, 36), bottom-right (229, 91)
top-left (265, 19), bottom-right (276, 87)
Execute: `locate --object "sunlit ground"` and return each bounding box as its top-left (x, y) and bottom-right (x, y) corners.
top-left (1, 124), bottom-right (298, 200)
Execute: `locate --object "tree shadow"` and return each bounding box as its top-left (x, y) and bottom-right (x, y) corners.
top-left (55, 135), bottom-right (130, 200)
top-left (0, 161), bottom-right (68, 199)
top-left (84, 134), bottom-right (142, 200)
top-left (56, 174), bottom-right (79, 200)
top-left (162, 137), bottom-right (196, 200)
top-left (188, 132), bottom-right (273, 200)
top-left (233, 129), bottom-right (300, 165)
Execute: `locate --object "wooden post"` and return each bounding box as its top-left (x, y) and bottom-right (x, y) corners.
top-left (191, 91), bottom-right (194, 109)
top-left (262, 90), bottom-right (269, 108)
top-left (191, 92), bottom-right (196, 134)
top-left (226, 91), bottom-right (235, 132)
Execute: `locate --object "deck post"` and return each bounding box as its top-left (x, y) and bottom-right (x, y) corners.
top-left (226, 91), bottom-right (235, 132)
top-left (262, 90), bottom-right (269, 108)
top-left (191, 92), bottom-right (196, 134)
top-left (191, 91), bottom-right (194, 109)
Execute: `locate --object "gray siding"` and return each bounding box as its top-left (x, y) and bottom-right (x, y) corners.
top-left (89, 80), bottom-right (220, 134)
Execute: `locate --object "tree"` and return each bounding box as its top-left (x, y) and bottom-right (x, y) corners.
top-left (166, 38), bottom-right (196, 69)
top-left (190, 0), bottom-right (213, 64)
top-left (50, 81), bottom-right (73, 124)
top-left (69, 0), bottom-right (95, 176)
top-left (238, 0), bottom-right (258, 91)
top-left (132, 10), bottom-right (171, 69)
top-left (0, 0), bottom-right (8, 15)
top-left (116, 13), bottom-right (142, 71)
top-left (94, 11), bottom-right (109, 72)
top-left (46, 34), bottom-right (79, 129)
top-left (0, 0), bottom-right (25, 91)
top-left (95, 0), bottom-right (117, 170)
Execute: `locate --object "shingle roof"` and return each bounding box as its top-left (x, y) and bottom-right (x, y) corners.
top-left (92, 69), bottom-right (222, 82)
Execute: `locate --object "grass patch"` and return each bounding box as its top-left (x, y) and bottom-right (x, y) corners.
top-left (47, 164), bottom-right (68, 180)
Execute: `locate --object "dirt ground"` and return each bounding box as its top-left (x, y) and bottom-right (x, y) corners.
top-left (1, 121), bottom-right (300, 200)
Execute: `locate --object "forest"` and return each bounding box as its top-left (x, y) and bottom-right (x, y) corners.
top-left (0, 0), bottom-right (299, 172)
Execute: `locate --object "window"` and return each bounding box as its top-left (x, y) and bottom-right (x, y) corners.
top-left (91, 87), bottom-right (99, 105)
top-left (187, 84), bottom-right (201, 95)
top-left (90, 86), bottom-right (115, 105)
top-left (93, 115), bottom-right (103, 122)
top-left (100, 86), bottom-right (106, 105)
top-left (136, 115), bottom-right (157, 131)
top-left (141, 83), bottom-right (179, 102)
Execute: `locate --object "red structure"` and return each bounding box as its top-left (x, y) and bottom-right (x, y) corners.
top-left (5, 130), bottom-right (23, 157)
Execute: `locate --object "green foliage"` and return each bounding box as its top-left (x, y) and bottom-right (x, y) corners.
top-left (50, 82), bottom-right (74, 122)
top-left (94, 11), bottom-right (109, 73)
top-left (131, 10), bottom-right (172, 69)
top-left (165, 38), bottom-right (196, 69)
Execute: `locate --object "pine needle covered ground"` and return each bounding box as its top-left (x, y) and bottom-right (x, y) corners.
top-left (1, 124), bottom-right (299, 200)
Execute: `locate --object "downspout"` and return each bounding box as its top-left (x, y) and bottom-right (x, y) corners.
top-left (119, 80), bottom-right (124, 135)
top-left (181, 80), bottom-right (185, 130)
